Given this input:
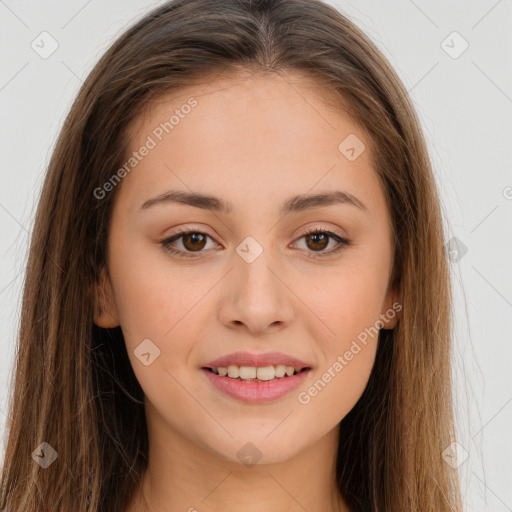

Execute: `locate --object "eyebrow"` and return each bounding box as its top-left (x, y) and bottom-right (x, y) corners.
top-left (139, 189), bottom-right (369, 215)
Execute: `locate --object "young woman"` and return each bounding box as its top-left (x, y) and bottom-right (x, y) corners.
top-left (0, 0), bottom-right (464, 510)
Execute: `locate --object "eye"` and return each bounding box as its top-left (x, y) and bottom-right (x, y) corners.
top-left (293, 227), bottom-right (351, 257)
top-left (160, 227), bottom-right (351, 259)
top-left (160, 229), bottom-right (219, 258)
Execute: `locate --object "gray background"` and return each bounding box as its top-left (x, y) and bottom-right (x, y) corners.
top-left (1, 1), bottom-right (511, 510)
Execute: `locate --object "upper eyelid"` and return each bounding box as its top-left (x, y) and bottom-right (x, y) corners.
top-left (162, 228), bottom-right (218, 244)
top-left (162, 226), bottom-right (347, 248)
top-left (160, 228), bottom-right (350, 260)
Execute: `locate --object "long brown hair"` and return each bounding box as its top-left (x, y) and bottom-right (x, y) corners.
top-left (0, 0), bottom-right (463, 510)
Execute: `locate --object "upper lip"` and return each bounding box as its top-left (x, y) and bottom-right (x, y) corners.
top-left (202, 351), bottom-right (312, 370)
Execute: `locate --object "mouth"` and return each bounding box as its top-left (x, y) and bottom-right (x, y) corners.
top-left (201, 365), bottom-right (312, 403)
top-left (200, 351), bottom-right (313, 403)
top-left (202, 364), bottom-right (311, 383)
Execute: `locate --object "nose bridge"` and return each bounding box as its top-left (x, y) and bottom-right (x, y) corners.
top-left (236, 235), bottom-right (283, 307)
top-left (239, 248), bottom-right (279, 301)
top-left (219, 235), bottom-right (294, 333)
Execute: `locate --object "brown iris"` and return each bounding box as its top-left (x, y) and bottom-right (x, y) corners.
top-left (182, 232), bottom-right (207, 251)
top-left (305, 232), bottom-right (329, 251)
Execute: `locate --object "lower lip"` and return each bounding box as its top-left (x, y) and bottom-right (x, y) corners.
top-left (201, 368), bottom-right (311, 403)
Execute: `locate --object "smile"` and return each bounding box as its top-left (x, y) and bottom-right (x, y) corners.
top-left (201, 365), bottom-right (311, 403)
top-left (205, 364), bottom-right (307, 381)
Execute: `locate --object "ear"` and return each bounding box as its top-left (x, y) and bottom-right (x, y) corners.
top-left (93, 266), bottom-right (120, 328)
top-left (379, 282), bottom-right (403, 330)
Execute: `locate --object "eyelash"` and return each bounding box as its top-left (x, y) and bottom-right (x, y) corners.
top-left (160, 227), bottom-right (351, 259)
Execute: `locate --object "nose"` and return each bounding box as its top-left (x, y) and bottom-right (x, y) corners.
top-left (217, 246), bottom-right (294, 335)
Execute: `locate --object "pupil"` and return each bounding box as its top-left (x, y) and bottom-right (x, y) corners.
top-left (308, 233), bottom-right (328, 251)
top-left (184, 233), bottom-right (206, 251)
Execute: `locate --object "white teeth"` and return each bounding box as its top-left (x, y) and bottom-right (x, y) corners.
top-left (285, 366), bottom-right (295, 376)
top-left (239, 366), bottom-right (257, 379)
top-left (275, 364), bottom-right (286, 378)
top-left (256, 366), bottom-right (275, 381)
top-left (212, 364), bottom-right (304, 380)
top-left (227, 365), bottom-right (239, 378)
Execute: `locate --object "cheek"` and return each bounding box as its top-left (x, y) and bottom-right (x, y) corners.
top-left (293, 246), bottom-right (389, 399)
top-left (295, 273), bottom-right (385, 419)
top-left (109, 255), bottom-right (203, 410)
top-left (108, 236), bottom-right (211, 343)
top-left (295, 343), bottom-right (377, 431)
top-left (297, 255), bottom-right (390, 342)
top-left (107, 240), bottom-right (223, 393)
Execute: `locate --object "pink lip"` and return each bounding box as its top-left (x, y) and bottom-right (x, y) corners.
top-left (201, 367), bottom-right (311, 403)
top-left (202, 351), bottom-right (312, 370)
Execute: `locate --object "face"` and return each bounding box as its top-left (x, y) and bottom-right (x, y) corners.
top-left (94, 69), bottom-right (401, 465)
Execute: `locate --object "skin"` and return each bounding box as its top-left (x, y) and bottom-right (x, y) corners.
top-left (94, 69), bottom-right (402, 512)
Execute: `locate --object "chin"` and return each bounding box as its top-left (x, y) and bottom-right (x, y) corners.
top-left (203, 433), bottom-right (304, 467)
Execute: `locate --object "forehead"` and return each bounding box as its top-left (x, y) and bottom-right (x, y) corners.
top-left (119, 69), bottom-right (383, 217)
top-left (126, 68), bottom-right (361, 151)
top-left (130, 69), bottom-right (353, 127)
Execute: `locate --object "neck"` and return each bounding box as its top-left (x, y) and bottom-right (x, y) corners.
top-left (126, 413), bottom-right (350, 512)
